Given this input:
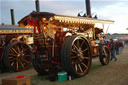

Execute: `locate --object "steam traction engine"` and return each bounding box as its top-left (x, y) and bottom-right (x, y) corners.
top-left (19, 11), bottom-right (114, 77)
top-left (0, 25), bottom-right (33, 72)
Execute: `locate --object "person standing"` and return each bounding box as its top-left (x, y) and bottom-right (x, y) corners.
top-left (107, 41), bottom-right (110, 51)
top-left (119, 41), bottom-right (124, 54)
top-left (110, 39), bottom-right (117, 61)
top-left (115, 41), bottom-right (120, 55)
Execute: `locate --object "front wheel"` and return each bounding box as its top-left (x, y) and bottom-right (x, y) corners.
top-left (99, 46), bottom-right (110, 65)
top-left (32, 52), bottom-right (49, 75)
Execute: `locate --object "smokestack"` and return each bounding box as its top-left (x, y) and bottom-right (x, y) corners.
top-left (85, 0), bottom-right (91, 17)
top-left (35, 0), bottom-right (40, 12)
top-left (10, 9), bottom-right (15, 25)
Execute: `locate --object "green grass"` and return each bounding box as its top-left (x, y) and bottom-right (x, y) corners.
top-left (30, 59), bottom-right (105, 85)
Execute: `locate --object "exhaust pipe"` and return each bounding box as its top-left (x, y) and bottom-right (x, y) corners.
top-left (10, 9), bottom-right (15, 25)
top-left (35, 0), bottom-right (40, 12)
top-left (85, 0), bottom-right (91, 17)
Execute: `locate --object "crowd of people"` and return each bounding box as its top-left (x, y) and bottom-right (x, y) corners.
top-left (107, 39), bottom-right (124, 61)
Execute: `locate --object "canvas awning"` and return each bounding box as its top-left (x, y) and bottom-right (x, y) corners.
top-left (53, 15), bottom-right (114, 24)
top-left (18, 11), bottom-right (114, 28)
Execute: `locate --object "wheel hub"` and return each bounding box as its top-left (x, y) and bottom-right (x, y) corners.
top-left (17, 54), bottom-right (20, 57)
top-left (17, 53), bottom-right (24, 57)
top-left (77, 48), bottom-right (84, 59)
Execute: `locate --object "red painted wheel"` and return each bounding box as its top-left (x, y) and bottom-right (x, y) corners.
top-left (61, 35), bottom-right (92, 77)
top-left (3, 41), bottom-right (32, 72)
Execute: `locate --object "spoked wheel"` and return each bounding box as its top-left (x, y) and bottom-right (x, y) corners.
top-left (61, 35), bottom-right (92, 77)
top-left (4, 41), bottom-right (32, 72)
top-left (99, 46), bottom-right (110, 65)
top-left (32, 52), bottom-right (49, 75)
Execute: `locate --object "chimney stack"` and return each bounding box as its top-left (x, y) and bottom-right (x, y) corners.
top-left (35, 0), bottom-right (40, 12)
top-left (10, 9), bottom-right (15, 25)
top-left (85, 0), bottom-right (91, 17)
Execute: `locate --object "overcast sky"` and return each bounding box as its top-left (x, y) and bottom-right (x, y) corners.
top-left (0, 0), bottom-right (128, 34)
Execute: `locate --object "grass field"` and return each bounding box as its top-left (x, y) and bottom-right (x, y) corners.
top-left (0, 46), bottom-right (128, 85)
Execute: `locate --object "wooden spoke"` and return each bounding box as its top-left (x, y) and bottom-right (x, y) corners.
top-left (21, 49), bottom-right (24, 54)
top-left (11, 61), bottom-right (15, 66)
top-left (9, 58), bottom-right (16, 62)
top-left (82, 56), bottom-right (90, 60)
top-left (10, 49), bottom-right (17, 55)
top-left (103, 54), bottom-right (108, 58)
top-left (73, 44), bottom-right (79, 51)
top-left (11, 48), bottom-right (18, 54)
top-left (75, 64), bottom-right (78, 71)
top-left (103, 48), bottom-right (107, 56)
top-left (14, 46), bottom-right (19, 53)
top-left (81, 63), bottom-right (88, 69)
top-left (9, 53), bottom-right (17, 56)
top-left (78, 58), bottom-right (83, 62)
top-left (17, 46), bottom-right (21, 53)
top-left (80, 40), bottom-right (85, 47)
top-left (19, 61), bottom-right (24, 68)
top-left (82, 48), bottom-right (88, 52)
top-left (78, 64), bottom-right (83, 72)
top-left (21, 59), bottom-right (29, 64)
top-left (24, 48), bottom-right (29, 52)
top-left (77, 39), bottom-right (80, 47)
top-left (8, 56), bottom-right (15, 58)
